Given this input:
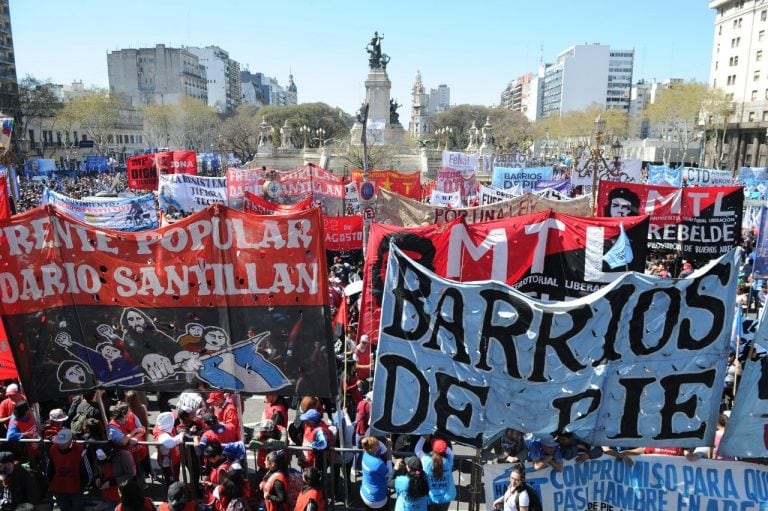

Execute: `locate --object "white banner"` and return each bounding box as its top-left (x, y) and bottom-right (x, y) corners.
top-left (442, 151), bottom-right (479, 173)
top-left (483, 457), bottom-right (768, 511)
top-left (158, 173), bottom-right (227, 213)
top-left (682, 167), bottom-right (734, 186)
top-left (479, 184), bottom-right (521, 205)
top-left (371, 245), bottom-right (738, 447)
top-left (431, 189), bottom-right (461, 207)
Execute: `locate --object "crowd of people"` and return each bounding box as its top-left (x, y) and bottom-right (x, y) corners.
top-left (0, 169), bottom-right (758, 511)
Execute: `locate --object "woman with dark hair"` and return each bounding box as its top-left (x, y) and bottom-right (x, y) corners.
top-left (260, 450), bottom-right (290, 511)
top-left (492, 464), bottom-right (529, 511)
top-left (295, 466), bottom-right (325, 511)
top-left (415, 436), bottom-right (455, 511)
top-left (389, 456), bottom-right (429, 511)
top-left (115, 479), bottom-right (156, 511)
top-left (216, 462), bottom-right (248, 511)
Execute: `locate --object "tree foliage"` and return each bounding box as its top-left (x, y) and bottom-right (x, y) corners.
top-left (644, 82), bottom-right (710, 165)
top-left (141, 98), bottom-right (220, 152)
top-left (535, 105), bottom-right (628, 152)
top-left (18, 75), bottom-right (63, 157)
top-left (56, 90), bottom-right (122, 155)
top-left (256, 103), bottom-right (354, 148)
top-left (218, 104), bottom-right (260, 162)
top-left (430, 105), bottom-right (535, 153)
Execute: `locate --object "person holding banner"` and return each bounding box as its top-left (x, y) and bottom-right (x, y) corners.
top-left (414, 436), bottom-right (455, 511)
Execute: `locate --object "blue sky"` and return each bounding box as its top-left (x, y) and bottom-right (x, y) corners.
top-left (11, 0), bottom-right (716, 121)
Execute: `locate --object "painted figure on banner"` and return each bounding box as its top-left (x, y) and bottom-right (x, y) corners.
top-left (54, 331), bottom-right (143, 387)
top-left (604, 187), bottom-right (640, 217)
top-left (56, 360), bottom-right (97, 392)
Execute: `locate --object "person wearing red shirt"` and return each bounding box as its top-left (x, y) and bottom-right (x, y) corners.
top-left (352, 335), bottom-right (373, 381)
top-left (0, 384), bottom-right (25, 432)
top-left (48, 428), bottom-right (92, 511)
top-left (159, 481), bottom-right (198, 511)
top-left (207, 392), bottom-right (240, 437)
top-left (295, 467), bottom-right (325, 511)
top-left (263, 394), bottom-right (289, 429)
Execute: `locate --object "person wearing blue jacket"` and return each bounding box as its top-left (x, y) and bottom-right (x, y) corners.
top-left (415, 436), bottom-right (456, 511)
top-left (360, 436), bottom-right (392, 511)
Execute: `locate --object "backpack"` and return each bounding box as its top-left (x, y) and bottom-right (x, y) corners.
top-left (515, 483), bottom-right (542, 511)
top-left (285, 468), bottom-right (304, 509)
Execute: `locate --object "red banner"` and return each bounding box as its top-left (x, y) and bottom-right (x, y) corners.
top-left (243, 191), bottom-right (314, 214)
top-left (0, 175), bottom-right (10, 221)
top-left (127, 151), bottom-right (198, 189)
top-left (351, 169), bottom-right (422, 199)
top-left (0, 206), bottom-right (335, 401)
top-left (323, 216), bottom-right (363, 252)
top-left (597, 181), bottom-right (743, 259)
top-left (154, 151), bottom-right (197, 175)
top-left (227, 167), bottom-right (269, 209)
top-left (126, 155), bottom-right (158, 189)
top-left (359, 211), bottom-right (649, 344)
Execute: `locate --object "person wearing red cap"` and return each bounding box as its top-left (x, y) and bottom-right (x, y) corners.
top-left (415, 435), bottom-right (455, 511)
top-left (207, 392), bottom-right (240, 438)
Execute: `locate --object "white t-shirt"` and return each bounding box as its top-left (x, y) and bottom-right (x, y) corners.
top-left (503, 489), bottom-right (530, 511)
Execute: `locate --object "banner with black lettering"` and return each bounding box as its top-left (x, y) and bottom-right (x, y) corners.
top-left (158, 174), bottom-right (227, 213)
top-left (371, 245), bottom-right (737, 447)
top-left (483, 457), bottom-right (768, 511)
top-left (597, 181), bottom-right (743, 260)
top-left (0, 206), bottom-right (335, 402)
top-left (375, 188), bottom-right (592, 226)
top-left (359, 212), bottom-right (648, 344)
top-left (41, 188), bottom-right (159, 231)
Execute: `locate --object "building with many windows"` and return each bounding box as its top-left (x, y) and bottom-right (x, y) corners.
top-left (187, 46), bottom-right (241, 114)
top-left (408, 71), bottom-right (451, 139)
top-left (500, 73), bottom-right (540, 122)
top-left (538, 44), bottom-right (633, 119)
top-left (107, 44), bottom-right (208, 107)
top-left (0, 0), bottom-right (19, 134)
top-left (708, 0), bottom-right (768, 168)
top-left (240, 71), bottom-right (296, 107)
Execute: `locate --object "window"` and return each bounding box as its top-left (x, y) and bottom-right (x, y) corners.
top-left (727, 92), bottom-right (735, 100)
top-left (739, 18), bottom-right (743, 28)
top-left (763, 10), bottom-right (767, 21)
top-left (756, 70), bottom-right (762, 81)
top-left (761, 30), bottom-right (766, 41)
top-left (763, 111), bottom-right (768, 121)
top-left (749, 111), bottom-right (755, 122)
top-left (719, 26), bottom-right (723, 35)
top-left (759, 50), bottom-right (764, 62)
top-left (735, 19), bottom-right (739, 28)
top-left (752, 90), bottom-right (758, 100)
top-left (730, 56), bottom-right (740, 66)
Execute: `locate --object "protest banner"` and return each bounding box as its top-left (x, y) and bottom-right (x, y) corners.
top-left (227, 167), bottom-right (268, 210)
top-left (483, 457), bottom-right (768, 511)
top-left (375, 188), bottom-right (592, 226)
top-left (371, 245), bottom-right (737, 447)
top-left (0, 206), bottom-right (335, 402)
top-left (359, 212), bottom-right (648, 344)
top-left (42, 188), bottom-right (159, 231)
top-left (126, 151), bottom-right (198, 189)
top-left (438, 151), bottom-right (478, 201)
top-left (351, 168), bottom-right (422, 199)
top-left (158, 173), bottom-right (227, 213)
top-left (492, 166), bottom-right (553, 192)
top-left (682, 167), bottom-right (733, 187)
top-left (479, 184), bottom-right (520, 205)
top-left (153, 150), bottom-right (198, 175)
top-left (243, 191), bottom-right (313, 215)
top-left (648, 165), bottom-right (683, 187)
top-left (431, 190), bottom-right (462, 207)
top-left (597, 181), bottom-right (744, 260)
top-left (126, 154), bottom-right (157, 189)
top-left (323, 215), bottom-right (364, 252)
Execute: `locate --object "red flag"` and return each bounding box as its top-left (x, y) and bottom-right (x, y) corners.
top-left (0, 175), bottom-right (10, 220)
top-left (333, 295), bottom-right (348, 334)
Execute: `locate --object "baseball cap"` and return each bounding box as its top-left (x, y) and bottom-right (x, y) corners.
top-left (206, 392), bottom-right (225, 404)
top-left (53, 428), bottom-right (73, 445)
top-left (365, 391), bottom-right (373, 401)
top-left (432, 438), bottom-right (448, 455)
top-left (0, 452), bottom-right (15, 464)
top-left (360, 335), bottom-right (370, 343)
top-left (49, 408), bottom-right (67, 422)
top-left (299, 409), bottom-right (321, 422)
top-left (5, 384), bottom-right (18, 396)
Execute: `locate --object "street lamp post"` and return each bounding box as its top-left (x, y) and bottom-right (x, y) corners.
top-left (300, 125), bottom-right (311, 150)
top-left (316, 128), bottom-right (326, 147)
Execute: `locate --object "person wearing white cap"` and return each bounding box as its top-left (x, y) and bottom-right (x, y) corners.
top-left (353, 334), bottom-right (373, 380)
top-left (93, 445), bottom-right (136, 505)
top-left (41, 408), bottom-right (68, 441)
top-left (153, 411), bottom-right (185, 485)
top-left (0, 383), bottom-right (24, 426)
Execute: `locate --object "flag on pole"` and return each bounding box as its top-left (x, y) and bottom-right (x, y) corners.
top-left (602, 222), bottom-right (634, 269)
top-left (0, 118), bottom-right (13, 155)
top-left (333, 295), bottom-right (348, 338)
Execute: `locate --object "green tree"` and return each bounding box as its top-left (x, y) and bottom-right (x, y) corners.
top-left (256, 103), bottom-right (354, 148)
top-left (644, 82), bottom-right (710, 165)
top-left (141, 103), bottom-right (174, 149)
top-left (218, 104), bottom-right (260, 162)
top-left (699, 87), bottom-right (734, 169)
top-left (431, 105), bottom-right (535, 152)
